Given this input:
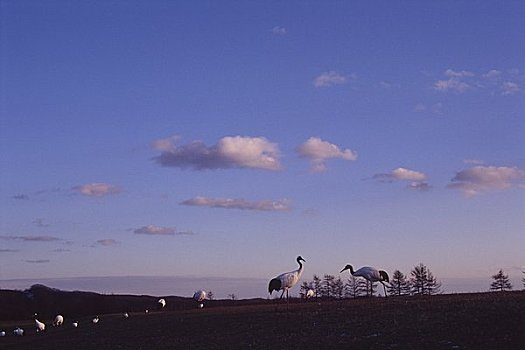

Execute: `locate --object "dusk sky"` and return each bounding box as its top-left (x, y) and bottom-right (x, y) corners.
top-left (1, 1), bottom-right (524, 298)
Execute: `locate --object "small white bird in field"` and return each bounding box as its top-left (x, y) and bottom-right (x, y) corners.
top-left (72, 322), bottom-right (78, 328)
top-left (158, 298), bottom-right (166, 309)
top-left (145, 309), bottom-right (149, 314)
top-left (268, 256), bottom-right (306, 301)
top-left (340, 264), bottom-right (390, 296)
top-left (34, 314), bottom-right (45, 332)
top-left (193, 290), bottom-right (207, 302)
top-left (0, 331), bottom-right (6, 337)
top-left (306, 289), bottom-right (315, 299)
top-left (124, 312), bottom-right (129, 318)
top-left (53, 314), bottom-right (64, 326)
top-left (198, 303), bottom-right (204, 309)
top-left (92, 316), bottom-right (99, 324)
top-left (13, 328), bottom-right (24, 336)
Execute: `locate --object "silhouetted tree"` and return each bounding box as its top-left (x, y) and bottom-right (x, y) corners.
top-left (410, 263), bottom-right (441, 295)
top-left (387, 270), bottom-right (411, 296)
top-left (522, 271), bottom-right (525, 290)
top-left (344, 276), bottom-right (364, 298)
top-left (207, 291), bottom-right (214, 300)
top-left (227, 293), bottom-right (237, 300)
top-left (365, 279), bottom-right (378, 297)
top-left (490, 269), bottom-right (512, 292)
top-left (321, 274), bottom-right (335, 298)
top-left (332, 277), bottom-right (345, 299)
top-left (312, 275), bottom-right (322, 298)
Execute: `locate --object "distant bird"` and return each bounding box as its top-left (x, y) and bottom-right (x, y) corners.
top-left (72, 322), bottom-right (78, 328)
top-left (124, 312), bottom-right (129, 318)
top-left (145, 309), bottom-right (149, 314)
top-left (53, 314), bottom-right (64, 327)
top-left (158, 298), bottom-right (166, 309)
top-left (268, 256), bottom-right (306, 300)
top-left (193, 290), bottom-right (207, 302)
top-left (13, 328), bottom-right (24, 336)
top-left (340, 264), bottom-right (390, 296)
top-left (92, 316), bottom-right (99, 324)
top-left (306, 289), bottom-right (315, 299)
top-left (0, 331), bottom-right (5, 337)
top-left (198, 303), bottom-right (204, 309)
top-left (34, 314), bottom-right (45, 332)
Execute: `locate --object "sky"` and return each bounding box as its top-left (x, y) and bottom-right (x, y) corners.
top-left (1, 1), bottom-right (524, 298)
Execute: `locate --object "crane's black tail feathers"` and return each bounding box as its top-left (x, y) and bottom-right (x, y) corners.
top-left (268, 278), bottom-right (281, 294)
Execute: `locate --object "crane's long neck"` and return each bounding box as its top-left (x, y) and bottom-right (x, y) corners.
top-left (297, 260), bottom-right (304, 277)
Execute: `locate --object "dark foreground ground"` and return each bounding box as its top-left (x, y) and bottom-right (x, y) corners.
top-left (1, 291), bottom-right (524, 349)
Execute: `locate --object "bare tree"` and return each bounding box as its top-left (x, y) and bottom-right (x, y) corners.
top-left (490, 269), bottom-right (512, 292)
top-left (321, 274), bottom-right (335, 298)
top-left (227, 293), bottom-right (237, 300)
top-left (312, 275), bottom-right (322, 298)
top-left (332, 277), bottom-right (345, 299)
top-left (344, 276), bottom-right (364, 298)
top-left (207, 291), bottom-right (214, 300)
top-left (522, 271), bottom-right (525, 290)
top-left (387, 270), bottom-right (411, 296)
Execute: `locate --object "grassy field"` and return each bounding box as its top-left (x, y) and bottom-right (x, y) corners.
top-left (1, 291), bottom-right (524, 349)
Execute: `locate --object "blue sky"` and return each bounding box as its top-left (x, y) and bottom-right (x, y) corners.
top-left (1, 1), bottom-right (524, 297)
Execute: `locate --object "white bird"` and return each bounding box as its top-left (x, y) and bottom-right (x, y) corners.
top-left (158, 298), bottom-right (166, 309)
top-left (268, 256), bottom-right (306, 300)
top-left (13, 328), bottom-right (24, 336)
top-left (124, 312), bottom-right (129, 318)
top-left (145, 309), bottom-right (149, 314)
top-left (193, 290), bottom-right (207, 302)
top-left (306, 289), bottom-right (315, 299)
top-left (0, 331), bottom-right (6, 337)
top-left (92, 316), bottom-right (99, 324)
top-left (340, 264), bottom-right (390, 296)
top-left (53, 314), bottom-right (64, 327)
top-left (34, 314), bottom-right (45, 332)
top-left (72, 322), bottom-right (78, 328)
top-left (198, 303), bottom-right (204, 309)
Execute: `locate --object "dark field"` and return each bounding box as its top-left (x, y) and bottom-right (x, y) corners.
top-left (1, 291), bottom-right (524, 349)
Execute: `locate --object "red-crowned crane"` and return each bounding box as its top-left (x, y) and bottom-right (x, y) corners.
top-left (268, 256), bottom-right (306, 301)
top-left (34, 314), bottom-right (45, 332)
top-left (340, 264), bottom-right (390, 297)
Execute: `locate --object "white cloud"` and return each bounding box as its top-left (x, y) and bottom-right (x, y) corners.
top-left (483, 69), bottom-right (502, 79)
top-left (296, 137), bottom-right (357, 172)
top-left (26, 259), bottom-right (50, 264)
top-left (272, 26), bottom-right (286, 35)
top-left (134, 225), bottom-right (178, 235)
top-left (434, 78), bottom-right (471, 93)
top-left (72, 183), bottom-right (122, 197)
top-left (313, 71), bottom-right (347, 88)
top-left (501, 81), bottom-right (520, 95)
top-left (0, 235), bottom-right (61, 242)
top-left (448, 166), bottom-right (525, 197)
top-left (95, 239), bottom-right (119, 247)
top-left (181, 196), bottom-right (290, 212)
top-left (445, 69), bottom-right (474, 77)
top-left (153, 136), bottom-right (281, 171)
top-left (373, 167), bottom-right (429, 191)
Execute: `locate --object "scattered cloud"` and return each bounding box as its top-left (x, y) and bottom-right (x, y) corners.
top-left (33, 218), bottom-right (51, 228)
top-left (94, 239), bottom-right (119, 247)
top-left (0, 235), bottom-right (61, 242)
top-left (464, 159), bottom-right (484, 165)
top-left (445, 69), bottom-right (474, 78)
top-left (313, 71), bottom-right (347, 87)
top-left (51, 248), bottom-right (71, 252)
top-left (271, 26), bottom-right (286, 35)
top-left (501, 81), bottom-right (520, 95)
top-left (12, 194), bottom-right (29, 200)
top-left (153, 135), bottom-right (281, 171)
top-left (26, 259), bottom-right (50, 264)
top-left (373, 167), bottom-right (430, 191)
top-left (414, 103), bottom-right (426, 112)
top-left (134, 225), bottom-right (177, 235)
top-left (434, 78), bottom-right (471, 93)
top-left (448, 166), bottom-right (525, 197)
top-left (72, 183), bottom-right (122, 197)
top-left (0, 249), bottom-right (20, 253)
top-left (434, 69), bottom-right (474, 93)
top-left (296, 137), bottom-right (358, 172)
top-left (483, 69), bottom-right (502, 80)
top-left (181, 196), bottom-right (290, 212)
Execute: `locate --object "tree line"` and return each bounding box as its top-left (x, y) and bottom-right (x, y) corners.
top-left (299, 262), bottom-right (442, 298)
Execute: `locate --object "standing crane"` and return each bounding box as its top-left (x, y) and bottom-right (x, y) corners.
top-left (268, 256), bottom-right (306, 301)
top-left (340, 264), bottom-right (390, 297)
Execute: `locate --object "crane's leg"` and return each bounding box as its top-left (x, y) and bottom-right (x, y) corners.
top-left (382, 282), bottom-right (387, 297)
top-left (280, 289), bottom-right (285, 299)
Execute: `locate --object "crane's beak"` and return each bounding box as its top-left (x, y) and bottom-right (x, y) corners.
top-left (340, 267), bottom-right (347, 273)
